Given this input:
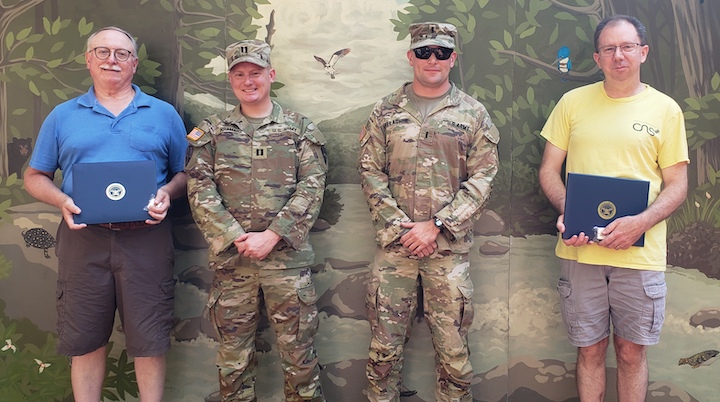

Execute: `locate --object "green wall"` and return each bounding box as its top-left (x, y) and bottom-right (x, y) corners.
top-left (1, 0), bottom-right (719, 401)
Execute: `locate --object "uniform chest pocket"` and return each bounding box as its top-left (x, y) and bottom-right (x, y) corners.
top-left (418, 128), bottom-right (467, 158)
top-left (214, 131), bottom-right (253, 172)
top-left (418, 128), bottom-right (437, 144)
top-left (253, 133), bottom-right (299, 173)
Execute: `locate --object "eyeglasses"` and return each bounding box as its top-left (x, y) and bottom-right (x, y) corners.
top-left (413, 46), bottom-right (454, 60)
top-left (597, 43), bottom-right (644, 57)
top-left (89, 47), bottom-right (134, 62)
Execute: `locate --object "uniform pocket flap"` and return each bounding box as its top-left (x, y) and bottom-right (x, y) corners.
top-left (298, 283), bottom-right (318, 305)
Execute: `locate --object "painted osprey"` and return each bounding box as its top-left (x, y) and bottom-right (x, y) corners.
top-left (314, 48), bottom-right (351, 79)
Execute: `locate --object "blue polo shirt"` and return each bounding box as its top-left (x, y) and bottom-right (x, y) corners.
top-left (30, 84), bottom-right (187, 195)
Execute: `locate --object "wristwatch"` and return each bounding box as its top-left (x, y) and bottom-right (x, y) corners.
top-left (433, 217), bottom-right (443, 229)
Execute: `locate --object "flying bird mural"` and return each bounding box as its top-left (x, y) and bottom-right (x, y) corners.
top-left (314, 48), bottom-right (351, 79)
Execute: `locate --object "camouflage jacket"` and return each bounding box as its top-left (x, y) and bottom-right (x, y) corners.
top-left (186, 101), bottom-right (327, 269)
top-left (358, 83), bottom-right (499, 253)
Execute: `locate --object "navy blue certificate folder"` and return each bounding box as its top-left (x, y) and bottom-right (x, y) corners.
top-left (562, 173), bottom-right (650, 247)
top-left (72, 160), bottom-right (156, 224)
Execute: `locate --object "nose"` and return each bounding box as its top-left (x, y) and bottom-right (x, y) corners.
top-left (106, 51), bottom-right (119, 62)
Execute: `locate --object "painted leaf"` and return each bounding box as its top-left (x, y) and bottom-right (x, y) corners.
top-left (16, 27), bottom-right (32, 41)
top-left (5, 32), bottom-right (14, 50)
top-left (50, 42), bottom-right (64, 53)
top-left (78, 17), bottom-right (94, 36)
top-left (711, 72), bottom-right (720, 91)
top-left (575, 27), bottom-right (589, 42)
top-left (29, 81), bottom-right (40, 96)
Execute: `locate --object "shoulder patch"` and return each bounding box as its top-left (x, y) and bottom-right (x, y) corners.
top-left (484, 124), bottom-right (500, 144)
top-left (302, 126), bottom-right (326, 146)
top-left (187, 127), bottom-right (205, 141)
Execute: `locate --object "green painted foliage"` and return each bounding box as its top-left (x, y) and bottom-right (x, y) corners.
top-left (1, 15), bottom-right (164, 105)
top-left (396, 0), bottom-right (606, 234)
top-left (0, 174), bottom-right (27, 226)
top-left (171, 0), bottom-right (271, 101)
top-left (102, 343), bottom-right (138, 401)
top-left (0, 255), bottom-right (10, 281)
top-left (0, 318), bottom-right (71, 400)
top-left (684, 73), bottom-right (720, 151)
top-left (668, 190), bottom-right (720, 235)
top-left (0, 319), bottom-right (138, 402)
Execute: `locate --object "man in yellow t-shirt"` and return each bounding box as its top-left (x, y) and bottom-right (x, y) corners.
top-left (539, 15), bottom-right (689, 402)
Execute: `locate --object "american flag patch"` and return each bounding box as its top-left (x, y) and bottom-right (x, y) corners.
top-left (186, 127), bottom-right (205, 141)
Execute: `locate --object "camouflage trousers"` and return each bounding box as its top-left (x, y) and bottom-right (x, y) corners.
top-left (366, 246), bottom-right (474, 402)
top-left (207, 265), bottom-right (324, 402)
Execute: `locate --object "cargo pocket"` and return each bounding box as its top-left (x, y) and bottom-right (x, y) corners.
top-left (557, 279), bottom-right (571, 298)
top-left (556, 279), bottom-right (575, 333)
top-left (157, 278), bottom-right (176, 340)
top-left (365, 276), bottom-right (380, 331)
top-left (205, 288), bottom-right (224, 342)
top-left (160, 278), bottom-right (175, 302)
top-left (457, 277), bottom-right (474, 338)
top-left (55, 280), bottom-right (66, 338)
top-left (643, 282), bottom-right (667, 334)
top-left (297, 282), bottom-right (319, 343)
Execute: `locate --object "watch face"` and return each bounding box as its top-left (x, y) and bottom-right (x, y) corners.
top-left (434, 218), bottom-right (442, 227)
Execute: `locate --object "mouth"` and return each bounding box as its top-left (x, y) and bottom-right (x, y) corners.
top-left (101, 65), bottom-right (122, 72)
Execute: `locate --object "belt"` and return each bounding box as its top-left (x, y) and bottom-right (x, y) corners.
top-left (96, 221), bottom-right (148, 230)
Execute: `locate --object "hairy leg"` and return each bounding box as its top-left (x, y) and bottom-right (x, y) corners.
top-left (70, 346), bottom-right (106, 402)
top-left (614, 334), bottom-right (648, 402)
top-left (135, 355), bottom-right (166, 402)
top-left (576, 337), bottom-right (609, 402)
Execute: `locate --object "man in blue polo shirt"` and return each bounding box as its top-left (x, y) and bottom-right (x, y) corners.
top-left (24, 26), bottom-right (187, 402)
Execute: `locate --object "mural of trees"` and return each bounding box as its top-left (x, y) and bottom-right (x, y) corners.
top-left (394, 0), bottom-right (720, 237)
top-left (155, 0), bottom-right (284, 121)
top-left (1, 0), bottom-right (85, 177)
top-left (0, 0), bottom-right (167, 178)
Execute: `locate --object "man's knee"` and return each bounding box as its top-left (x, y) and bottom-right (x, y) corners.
top-left (614, 335), bottom-right (647, 366)
top-left (578, 337), bottom-right (610, 362)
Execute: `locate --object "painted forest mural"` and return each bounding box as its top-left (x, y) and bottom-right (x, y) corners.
top-left (1, 0), bottom-right (719, 401)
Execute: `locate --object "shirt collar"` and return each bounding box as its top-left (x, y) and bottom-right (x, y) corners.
top-left (77, 84), bottom-right (150, 109)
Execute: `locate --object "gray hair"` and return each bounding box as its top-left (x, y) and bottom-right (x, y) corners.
top-left (86, 26), bottom-right (138, 55)
top-left (593, 15), bottom-right (647, 52)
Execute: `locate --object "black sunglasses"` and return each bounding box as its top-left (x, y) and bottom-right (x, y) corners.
top-left (413, 46), bottom-right (454, 60)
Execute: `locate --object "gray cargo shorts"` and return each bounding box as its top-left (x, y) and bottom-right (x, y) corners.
top-left (556, 259), bottom-right (666, 347)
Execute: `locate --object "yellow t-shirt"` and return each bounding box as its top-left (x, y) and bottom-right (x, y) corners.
top-left (541, 82), bottom-right (689, 271)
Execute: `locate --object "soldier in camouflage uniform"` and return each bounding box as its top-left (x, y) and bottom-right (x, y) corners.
top-left (186, 40), bottom-right (327, 402)
top-left (358, 22), bottom-right (499, 402)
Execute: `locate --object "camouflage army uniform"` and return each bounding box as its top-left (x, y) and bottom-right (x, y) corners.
top-left (358, 82), bottom-right (499, 402)
top-left (186, 101), bottom-right (327, 402)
